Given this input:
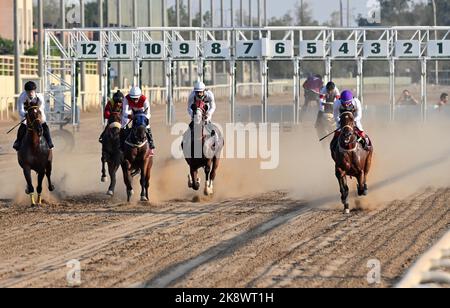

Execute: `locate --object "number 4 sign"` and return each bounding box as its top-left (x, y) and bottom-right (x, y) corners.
top-left (331, 40), bottom-right (356, 57)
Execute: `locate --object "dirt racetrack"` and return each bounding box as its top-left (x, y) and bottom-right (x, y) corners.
top-left (0, 95), bottom-right (449, 288)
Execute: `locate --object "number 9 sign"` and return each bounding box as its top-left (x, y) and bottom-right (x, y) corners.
top-left (172, 41), bottom-right (197, 58)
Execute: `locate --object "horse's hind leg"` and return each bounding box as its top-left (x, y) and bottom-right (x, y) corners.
top-left (357, 172), bottom-right (366, 196)
top-left (36, 171), bottom-right (45, 206)
top-left (23, 167), bottom-right (35, 206)
top-left (363, 151), bottom-right (373, 195)
top-left (101, 156), bottom-right (107, 182)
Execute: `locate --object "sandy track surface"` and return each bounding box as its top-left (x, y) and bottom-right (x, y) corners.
top-left (0, 188), bottom-right (448, 288)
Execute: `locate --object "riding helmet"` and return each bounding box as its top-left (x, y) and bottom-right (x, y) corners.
top-left (24, 81), bottom-right (37, 92)
top-left (113, 90), bottom-right (124, 103)
top-left (326, 82), bottom-right (336, 91)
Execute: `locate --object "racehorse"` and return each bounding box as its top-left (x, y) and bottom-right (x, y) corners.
top-left (121, 110), bottom-right (153, 202)
top-left (182, 100), bottom-right (223, 196)
top-left (101, 107), bottom-right (123, 197)
top-left (17, 101), bottom-right (54, 206)
top-left (331, 111), bottom-right (373, 214)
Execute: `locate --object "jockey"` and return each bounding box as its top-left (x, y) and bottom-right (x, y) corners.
top-left (316, 81), bottom-right (340, 128)
top-left (99, 90), bottom-right (124, 143)
top-left (332, 90), bottom-right (370, 150)
top-left (13, 81), bottom-right (54, 151)
top-left (122, 86), bottom-right (155, 153)
top-left (188, 81), bottom-right (216, 123)
top-left (320, 82), bottom-right (341, 113)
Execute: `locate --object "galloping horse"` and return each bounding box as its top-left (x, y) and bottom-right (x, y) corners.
top-left (331, 111), bottom-right (373, 214)
top-left (121, 110), bottom-right (153, 202)
top-left (17, 100), bottom-right (54, 206)
top-left (101, 106), bottom-right (123, 197)
top-left (182, 100), bottom-right (223, 196)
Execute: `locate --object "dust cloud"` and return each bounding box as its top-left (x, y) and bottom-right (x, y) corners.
top-left (1, 107), bottom-right (450, 210)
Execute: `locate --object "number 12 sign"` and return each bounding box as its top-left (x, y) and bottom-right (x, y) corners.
top-left (76, 41), bottom-right (101, 59)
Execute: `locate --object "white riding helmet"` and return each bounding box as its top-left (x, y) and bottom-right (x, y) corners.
top-left (129, 86), bottom-right (142, 99)
top-left (194, 81), bottom-right (206, 92)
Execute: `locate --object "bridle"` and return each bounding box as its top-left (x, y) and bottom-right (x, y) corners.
top-left (26, 106), bottom-right (41, 132)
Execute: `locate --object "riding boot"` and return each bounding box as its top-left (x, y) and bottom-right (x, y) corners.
top-left (146, 128), bottom-right (156, 150)
top-left (13, 123), bottom-right (27, 151)
top-left (42, 123), bottom-right (54, 149)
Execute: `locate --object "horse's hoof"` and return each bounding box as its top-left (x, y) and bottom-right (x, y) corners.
top-left (344, 209), bottom-right (350, 215)
top-left (48, 185), bottom-right (55, 192)
top-left (140, 196), bottom-right (149, 202)
top-left (107, 190), bottom-right (114, 197)
top-left (37, 195), bottom-right (42, 206)
top-left (101, 176), bottom-right (107, 183)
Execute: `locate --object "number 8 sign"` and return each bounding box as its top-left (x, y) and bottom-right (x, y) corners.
top-left (204, 41), bottom-right (230, 59)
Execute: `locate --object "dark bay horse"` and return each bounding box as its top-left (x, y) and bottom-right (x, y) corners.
top-left (121, 111), bottom-right (153, 202)
top-left (18, 104), bottom-right (54, 206)
top-left (331, 111), bottom-right (373, 214)
top-left (182, 101), bottom-right (223, 196)
top-left (101, 109), bottom-right (123, 197)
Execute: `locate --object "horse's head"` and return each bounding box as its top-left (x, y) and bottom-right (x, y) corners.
top-left (26, 100), bottom-right (43, 136)
top-left (339, 111), bottom-right (355, 129)
top-left (132, 111), bottom-right (148, 143)
top-left (191, 100), bottom-right (208, 126)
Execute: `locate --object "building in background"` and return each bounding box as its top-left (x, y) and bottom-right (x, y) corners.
top-left (106, 0), bottom-right (164, 88)
top-left (0, 0), bottom-right (34, 53)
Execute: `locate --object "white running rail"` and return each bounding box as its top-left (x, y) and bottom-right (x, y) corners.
top-left (397, 230), bottom-right (450, 288)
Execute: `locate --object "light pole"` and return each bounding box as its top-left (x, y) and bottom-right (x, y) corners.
top-left (14, 0), bottom-right (21, 98)
top-left (432, 0), bottom-right (439, 85)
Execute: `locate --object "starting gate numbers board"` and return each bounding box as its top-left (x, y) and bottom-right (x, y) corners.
top-left (72, 33), bottom-right (450, 60)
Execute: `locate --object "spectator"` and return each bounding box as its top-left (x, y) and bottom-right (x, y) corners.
top-left (397, 90), bottom-right (419, 106)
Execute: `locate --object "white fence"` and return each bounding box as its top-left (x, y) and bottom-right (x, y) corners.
top-left (0, 96), bottom-right (17, 121)
top-left (397, 230), bottom-right (450, 288)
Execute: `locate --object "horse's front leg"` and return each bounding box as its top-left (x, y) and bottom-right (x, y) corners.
top-left (36, 171), bottom-right (45, 206)
top-left (190, 167), bottom-right (200, 191)
top-left (122, 161), bottom-right (134, 202)
top-left (336, 168), bottom-right (350, 214)
top-left (204, 160), bottom-right (214, 196)
top-left (139, 160), bottom-right (151, 202)
top-left (107, 162), bottom-right (119, 197)
top-left (357, 171), bottom-right (366, 197)
top-left (23, 166), bottom-right (35, 206)
top-left (101, 156), bottom-right (107, 182)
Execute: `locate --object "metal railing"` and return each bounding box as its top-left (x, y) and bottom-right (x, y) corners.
top-left (397, 230), bottom-right (450, 288)
top-left (0, 96), bottom-right (17, 121)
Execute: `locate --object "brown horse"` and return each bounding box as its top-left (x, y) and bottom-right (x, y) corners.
top-left (101, 109), bottom-right (123, 197)
top-left (331, 111), bottom-right (373, 214)
top-left (121, 110), bottom-right (153, 202)
top-left (182, 101), bottom-right (223, 196)
top-left (17, 104), bottom-right (54, 206)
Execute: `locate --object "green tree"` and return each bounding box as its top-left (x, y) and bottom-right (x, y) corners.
top-left (0, 37), bottom-right (14, 55)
